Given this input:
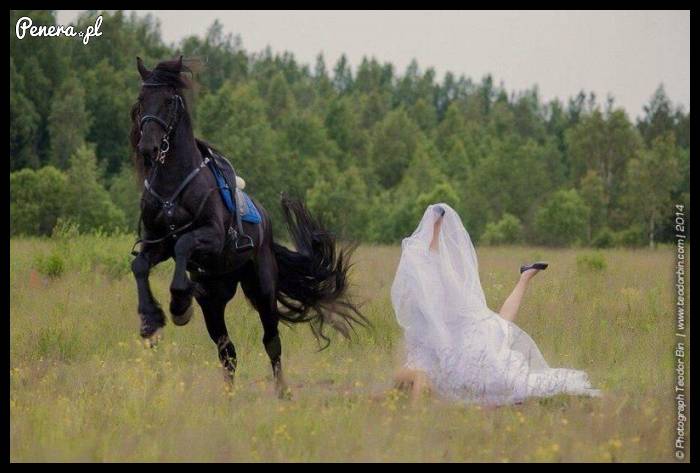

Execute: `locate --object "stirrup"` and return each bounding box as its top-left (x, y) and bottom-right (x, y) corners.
top-left (234, 233), bottom-right (254, 252)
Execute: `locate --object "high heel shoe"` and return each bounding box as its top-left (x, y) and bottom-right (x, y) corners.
top-left (520, 261), bottom-right (549, 274)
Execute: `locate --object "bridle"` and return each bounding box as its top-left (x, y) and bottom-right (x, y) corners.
top-left (132, 81), bottom-right (214, 254)
top-left (139, 82), bottom-right (184, 164)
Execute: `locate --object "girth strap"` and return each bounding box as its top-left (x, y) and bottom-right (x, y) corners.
top-left (131, 186), bottom-right (217, 255)
top-left (230, 166), bottom-right (254, 252)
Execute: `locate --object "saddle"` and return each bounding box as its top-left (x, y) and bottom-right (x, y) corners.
top-left (197, 142), bottom-right (261, 252)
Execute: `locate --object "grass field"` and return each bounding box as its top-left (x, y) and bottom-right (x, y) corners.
top-left (10, 234), bottom-right (686, 462)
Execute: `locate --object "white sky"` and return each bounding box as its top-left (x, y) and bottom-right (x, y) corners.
top-left (55, 10), bottom-right (690, 119)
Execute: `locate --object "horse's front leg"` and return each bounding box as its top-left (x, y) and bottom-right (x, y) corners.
top-left (131, 246), bottom-right (168, 345)
top-left (169, 226), bottom-right (223, 326)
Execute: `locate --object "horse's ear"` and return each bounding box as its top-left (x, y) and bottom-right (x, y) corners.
top-left (136, 56), bottom-right (150, 80)
top-left (176, 55), bottom-right (183, 71)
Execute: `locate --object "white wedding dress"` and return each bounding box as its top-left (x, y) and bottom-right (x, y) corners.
top-left (391, 204), bottom-right (601, 405)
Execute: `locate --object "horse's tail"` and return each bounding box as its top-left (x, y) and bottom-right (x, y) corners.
top-left (272, 194), bottom-right (367, 347)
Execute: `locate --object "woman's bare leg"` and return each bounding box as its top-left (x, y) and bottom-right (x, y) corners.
top-left (410, 370), bottom-right (430, 403)
top-left (394, 368), bottom-right (431, 403)
top-left (498, 269), bottom-right (540, 322)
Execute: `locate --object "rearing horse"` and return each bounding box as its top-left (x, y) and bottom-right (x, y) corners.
top-left (129, 57), bottom-right (365, 397)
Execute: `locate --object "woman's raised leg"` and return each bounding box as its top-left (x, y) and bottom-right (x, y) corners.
top-left (498, 269), bottom-right (541, 322)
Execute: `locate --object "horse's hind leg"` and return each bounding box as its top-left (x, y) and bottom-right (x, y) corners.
top-left (240, 254), bottom-right (289, 399)
top-left (194, 277), bottom-right (238, 383)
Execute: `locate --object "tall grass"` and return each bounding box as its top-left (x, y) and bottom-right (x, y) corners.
top-left (10, 236), bottom-right (683, 462)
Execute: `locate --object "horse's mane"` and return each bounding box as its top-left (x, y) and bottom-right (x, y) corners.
top-left (129, 101), bottom-right (146, 182)
top-left (145, 58), bottom-right (192, 89)
top-left (129, 58), bottom-right (195, 182)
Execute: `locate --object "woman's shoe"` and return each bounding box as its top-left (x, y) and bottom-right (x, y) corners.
top-left (520, 261), bottom-right (549, 274)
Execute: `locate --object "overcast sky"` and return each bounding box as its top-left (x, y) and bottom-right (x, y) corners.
top-left (56, 10), bottom-right (690, 119)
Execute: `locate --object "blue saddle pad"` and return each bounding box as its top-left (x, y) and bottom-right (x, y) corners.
top-left (238, 192), bottom-right (262, 224)
top-left (207, 161), bottom-right (262, 224)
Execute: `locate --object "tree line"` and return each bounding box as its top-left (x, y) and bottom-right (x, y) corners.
top-left (10, 10), bottom-right (690, 247)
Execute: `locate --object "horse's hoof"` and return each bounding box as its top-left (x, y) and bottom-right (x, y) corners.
top-left (171, 304), bottom-right (193, 326)
top-left (139, 312), bottom-right (165, 337)
top-left (142, 327), bottom-right (163, 349)
top-left (222, 368), bottom-right (236, 385)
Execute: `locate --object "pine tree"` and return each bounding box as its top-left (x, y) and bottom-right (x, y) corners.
top-left (63, 144), bottom-right (126, 232)
top-left (48, 77), bottom-right (92, 170)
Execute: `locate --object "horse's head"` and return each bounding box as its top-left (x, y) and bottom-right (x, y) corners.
top-left (132, 56), bottom-right (190, 163)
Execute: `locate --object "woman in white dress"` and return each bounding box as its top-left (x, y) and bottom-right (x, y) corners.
top-left (391, 203), bottom-right (600, 405)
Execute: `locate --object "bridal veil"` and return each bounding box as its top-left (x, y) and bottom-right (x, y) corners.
top-left (391, 203), bottom-right (600, 404)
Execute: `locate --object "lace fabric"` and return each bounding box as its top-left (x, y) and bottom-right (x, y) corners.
top-left (391, 203), bottom-right (601, 405)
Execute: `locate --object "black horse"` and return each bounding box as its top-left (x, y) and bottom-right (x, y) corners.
top-left (129, 57), bottom-right (365, 397)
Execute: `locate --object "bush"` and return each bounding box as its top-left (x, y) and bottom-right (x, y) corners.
top-left (35, 252), bottom-right (65, 278)
top-left (93, 252), bottom-right (133, 279)
top-left (480, 213), bottom-right (523, 245)
top-left (9, 146), bottom-right (129, 237)
top-left (576, 252), bottom-right (607, 272)
top-left (591, 227), bottom-right (615, 248)
top-left (51, 218), bottom-right (81, 240)
top-left (613, 225), bottom-right (646, 247)
top-left (10, 166), bottom-right (68, 236)
top-left (534, 189), bottom-right (590, 246)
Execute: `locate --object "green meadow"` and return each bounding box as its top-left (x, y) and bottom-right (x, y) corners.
top-left (10, 235), bottom-right (684, 462)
